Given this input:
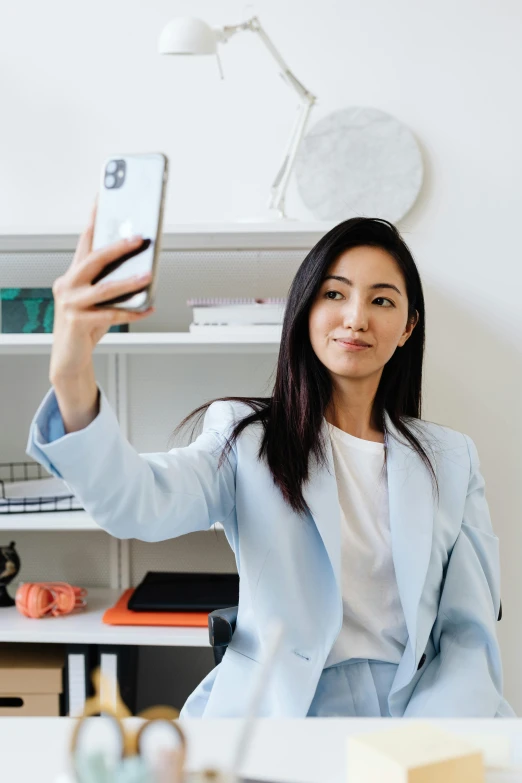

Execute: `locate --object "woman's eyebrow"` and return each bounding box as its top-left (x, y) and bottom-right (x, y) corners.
top-left (323, 274), bottom-right (402, 296)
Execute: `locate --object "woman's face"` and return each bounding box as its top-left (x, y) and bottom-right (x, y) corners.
top-left (308, 245), bottom-right (418, 382)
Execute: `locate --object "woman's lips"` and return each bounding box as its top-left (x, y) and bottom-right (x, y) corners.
top-left (335, 339), bottom-right (370, 352)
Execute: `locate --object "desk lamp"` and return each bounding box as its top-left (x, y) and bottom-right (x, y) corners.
top-left (158, 15), bottom-right (317, 221)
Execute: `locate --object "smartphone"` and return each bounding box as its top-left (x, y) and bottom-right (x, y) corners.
top-left (91, 152), bottom-right (169, 311)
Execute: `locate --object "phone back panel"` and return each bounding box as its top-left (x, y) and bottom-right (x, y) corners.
top-left (92, 153), bottom-right (167, 309)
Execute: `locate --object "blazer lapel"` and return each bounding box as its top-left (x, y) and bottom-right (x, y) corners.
top-left (301, 421), bottom-right (342, 596)
top-left (384, 411), bottom-right (435, 668)
top-left (302, 412), bottom-right (435, 673)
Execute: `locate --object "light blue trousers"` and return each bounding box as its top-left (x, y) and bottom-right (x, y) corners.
top-left (306, 658), bottom-right (398, 717)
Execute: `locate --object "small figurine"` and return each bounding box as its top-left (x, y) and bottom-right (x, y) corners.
top-left (0, 541), bottom-right (20, 607)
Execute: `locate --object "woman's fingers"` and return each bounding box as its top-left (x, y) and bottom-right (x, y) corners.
top-left (71, 200), bottom-right (98, 268)
top-left (64, 271), bottom-right (152, 310)
top-left (49, 196), bottom-right (155, 382)
top-left (56, 303), bottom-right (154, 333)
top-left (69, 235), bottom-right (145, 286)
top-left (80, 305), bottom-right (154, 327)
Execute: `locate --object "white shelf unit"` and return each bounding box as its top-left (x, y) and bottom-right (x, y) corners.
top-left (0, 588), bottom-right (208, 647)
top-left (0, 330), bottom-right (280, 540)
top-left (0, 511), bottom-right (98, 532)
top-left (0, 329), bottom-right (282, 355)
top-left (0, 511), bottom-right (225, 533)
top-left (0, 227), bottom-right (317, 700)
top-left (0, 223), bottom-right (333, 252)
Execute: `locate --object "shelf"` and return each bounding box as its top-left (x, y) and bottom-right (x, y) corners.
top-left (0, 588), bottom-right (210, 646)
top-left (0, 223), bottom-right (334, 252)
top-left (0, 330), bottom-right (282, 355)
top-left (0, 509), bottom-right (224, 532)
top-left (0, 510), bottom-right (100, 531)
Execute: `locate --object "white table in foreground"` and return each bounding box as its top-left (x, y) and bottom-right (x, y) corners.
top-left (1, 718), bottom-right (521, 783)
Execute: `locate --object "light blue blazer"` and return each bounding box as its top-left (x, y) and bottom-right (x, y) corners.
top-left (26, 387), bottom-right (515, 718)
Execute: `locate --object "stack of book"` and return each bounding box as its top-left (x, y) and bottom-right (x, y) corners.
top-left (187, 297), bottom-right (286, 336)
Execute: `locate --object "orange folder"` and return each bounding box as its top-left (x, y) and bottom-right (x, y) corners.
top-left (102, 588), bottom-right (209, 627)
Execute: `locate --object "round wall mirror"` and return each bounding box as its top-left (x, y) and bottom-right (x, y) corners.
top-left (294, 106), bottom-right (424, 223)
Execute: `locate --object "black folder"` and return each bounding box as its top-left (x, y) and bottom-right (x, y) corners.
top-left (127, 571), bottom-right (239, 613)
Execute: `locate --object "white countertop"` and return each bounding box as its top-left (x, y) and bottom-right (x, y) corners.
top-left (1, 718), bottom-right (522, 783)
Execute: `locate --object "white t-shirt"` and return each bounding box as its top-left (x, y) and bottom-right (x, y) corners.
top-left (324, 422), bottom-right (408, 668)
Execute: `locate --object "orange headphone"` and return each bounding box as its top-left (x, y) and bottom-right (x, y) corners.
top-left (15, 581), bottom-right (87, 619)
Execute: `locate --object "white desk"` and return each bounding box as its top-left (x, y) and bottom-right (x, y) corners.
top-left (2, 718), bottom-right (522, 783)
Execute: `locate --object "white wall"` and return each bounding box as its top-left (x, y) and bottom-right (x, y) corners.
top-left (2, 0), bottom-right (521, 712)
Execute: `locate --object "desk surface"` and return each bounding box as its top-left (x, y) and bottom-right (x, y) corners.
top-left (2, 717), bottom-right (522, 783)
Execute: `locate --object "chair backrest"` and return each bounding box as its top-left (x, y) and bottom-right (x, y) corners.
top-left (208, 605), bottom-right (238, 666)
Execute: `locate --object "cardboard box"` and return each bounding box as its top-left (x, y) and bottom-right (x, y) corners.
top-left (347, 722), bottom-right (484, 783)
top-left (0, 643), bottom-right (65, 716)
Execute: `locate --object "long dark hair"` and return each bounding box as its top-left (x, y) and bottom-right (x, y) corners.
top-left (170, 217), bottom-right (440, 516)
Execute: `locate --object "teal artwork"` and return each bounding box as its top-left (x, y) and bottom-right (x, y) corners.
top-left (0, 288), bottom-right (128, 333)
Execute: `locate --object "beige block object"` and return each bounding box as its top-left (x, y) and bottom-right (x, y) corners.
top-left (0, 693), bottom-right (60, 717)
top-left (0, 643), bottom-right (65, 693)
top-left (347, 722), bottom-right (484, 783)
top-left (0, 643), bottom-right (65, 716)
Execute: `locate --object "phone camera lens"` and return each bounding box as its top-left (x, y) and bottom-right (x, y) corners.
top-left (104, 159), bottom-right (125, 188)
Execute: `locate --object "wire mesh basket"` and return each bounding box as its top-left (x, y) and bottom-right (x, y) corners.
top-left (0, 461), bottom-right (83, 514)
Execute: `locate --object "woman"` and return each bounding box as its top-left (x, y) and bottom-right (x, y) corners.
top-left (27, 209), bottom-right (515, 718)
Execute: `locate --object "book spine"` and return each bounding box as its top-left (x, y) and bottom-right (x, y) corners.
top-left (192, 306), bottom-right (285, 324)
top-left (189, 324), bottom-right (282, 335)
top-left (187, 297), bottom-right (286, 307)
top-left (98, 645), bottom-right (139, 715)
top-left (63, 643), bottom-right (97, 717)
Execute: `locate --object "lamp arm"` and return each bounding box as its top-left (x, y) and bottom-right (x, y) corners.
top-left (218, 16), bottom-right (317, 217)
top-left (268, 100), bottom-right (315, 215)
top-left (219, 17), bottom-right (315, 102)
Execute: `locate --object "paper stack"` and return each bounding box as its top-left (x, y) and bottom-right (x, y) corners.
top-left (187, 297), bottom-right (286, 336)
top-left (0, 476), bottom-right (83, 513)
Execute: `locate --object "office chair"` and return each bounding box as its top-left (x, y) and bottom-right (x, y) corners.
top-left (208, 605), bottom-right (238, 665)
top-left (208, 601), bottom-right (503, 667)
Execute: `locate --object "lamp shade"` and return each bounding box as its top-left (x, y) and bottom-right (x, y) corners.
top-left (158, 17), bottom-right (218, 55)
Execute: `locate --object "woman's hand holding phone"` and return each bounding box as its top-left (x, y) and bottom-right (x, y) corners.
top-left (49, 202), bottom-right (155, 433)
